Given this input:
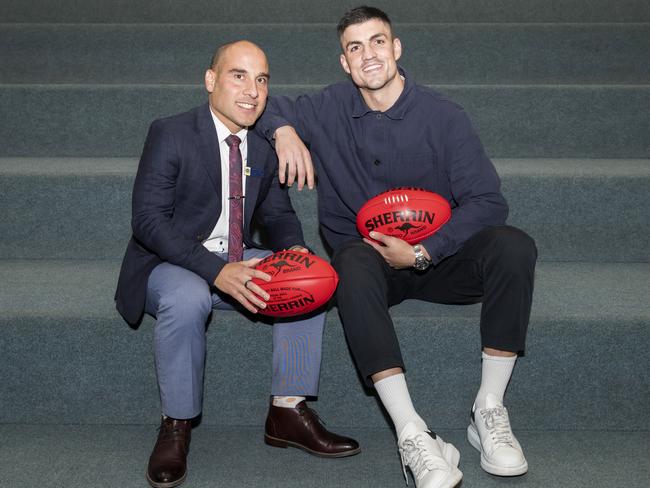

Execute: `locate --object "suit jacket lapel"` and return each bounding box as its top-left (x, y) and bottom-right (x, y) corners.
top-left (195, 103), bottom-right (221, 193)
top-left (244, 133), bottom-right (266, 237)
top-left (194, 105), bottom-right (269, 239)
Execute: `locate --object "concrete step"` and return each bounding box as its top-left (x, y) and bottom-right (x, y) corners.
top-left (1, 425), bottom-right (648, 488)
top-left (2, 0), bottom-right (648, 23)
top-left (1, 259), bottom-right (648, 429)
top-left (2, 84), bottom-right (648, 158)
top-left (2, 158), bottom-right (648, 262)
top-left (3, 23), bottom-right (649, 85)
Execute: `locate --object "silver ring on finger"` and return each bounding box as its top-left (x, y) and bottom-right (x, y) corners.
top-left (244, 279), bottom-right (252, 290)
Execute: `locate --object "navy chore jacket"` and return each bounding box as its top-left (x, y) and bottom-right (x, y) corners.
top-left (257, 68), bottom-right (508, 264)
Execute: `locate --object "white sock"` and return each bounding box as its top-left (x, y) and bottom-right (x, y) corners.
top-left (272, 395), bottom-right (306, 408)
top-left (374, 373), bottom-right (428, 436)
top-left (474, 352), bottom-right (517, 410)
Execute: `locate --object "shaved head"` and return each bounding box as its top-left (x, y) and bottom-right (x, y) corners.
top-left (209, 40), bottom-right (266, 73)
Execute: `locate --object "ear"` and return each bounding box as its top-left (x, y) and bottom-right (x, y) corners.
top-left (393, 37), bottom-right (402, 62)
top-left (339, 53), bottom-right (351, 75)
top-left (205, 69), bottom-right (216, 93)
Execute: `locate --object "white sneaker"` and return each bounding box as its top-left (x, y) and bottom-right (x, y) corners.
top-left (398, 422), bottom-right (463, 488)
top-left (467, 393), bottom-right (528, 476)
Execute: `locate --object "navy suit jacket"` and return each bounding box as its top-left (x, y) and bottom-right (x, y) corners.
top-left (115, 103), bottom-right (306, 326)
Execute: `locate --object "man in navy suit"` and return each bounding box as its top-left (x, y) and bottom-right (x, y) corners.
top-left (115, 41), bottom-right (358, 488)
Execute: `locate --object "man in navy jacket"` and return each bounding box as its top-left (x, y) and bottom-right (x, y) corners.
top-left (257, 7), bottom-right (537, 488)
top-left (115, 41), bottom-right (358, 488)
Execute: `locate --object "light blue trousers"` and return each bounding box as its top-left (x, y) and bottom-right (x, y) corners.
top-left (144, 248), bottom-right (324, 419)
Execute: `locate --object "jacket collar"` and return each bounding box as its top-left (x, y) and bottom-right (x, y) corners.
top-left (351, 66), bottom-right (413, 120)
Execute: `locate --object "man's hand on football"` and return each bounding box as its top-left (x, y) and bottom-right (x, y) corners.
top-left (213, 258), bottom-right (272, 313)
top-left (363, 231), bottom-right (425, 269)
top-left (288, 245), bottom-right (310, 254)
top-left (274, 125), bottom-right (315, 190)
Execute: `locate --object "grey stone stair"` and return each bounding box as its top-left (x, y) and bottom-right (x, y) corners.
top-left (2, 85), bottom-right (648, 158)
top-left (2, 157), bottom-right (647, 262)
top-left (1, 260), bottom-right (648, 429)
top-left (3, 23), bottom-right (649, 84)
top-left (2, 0), bottom-right (649, 23)
top-left (1, 425), bottom-right (648, 488)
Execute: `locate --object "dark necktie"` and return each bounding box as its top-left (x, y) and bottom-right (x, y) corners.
top-left (225, 134), bottom-right (244, 262)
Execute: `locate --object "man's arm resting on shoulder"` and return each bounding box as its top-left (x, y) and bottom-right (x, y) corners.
top-left (273, 126), bottom-right (314, 190)
top-left (256, 94), bottom-right (325, 190)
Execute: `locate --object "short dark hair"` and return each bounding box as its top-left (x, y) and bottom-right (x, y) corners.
top-left (336, 5), bottom-right (392, 38)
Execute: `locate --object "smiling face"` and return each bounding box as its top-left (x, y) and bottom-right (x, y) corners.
top-left (339, 18), bottom-right (402, 93)
top-left (204, 41), bottom-right (269, 133)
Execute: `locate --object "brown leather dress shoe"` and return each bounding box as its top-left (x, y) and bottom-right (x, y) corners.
top-left (146, 416), bottom-right (192, 488)
top-left (264, 400), bottom-right (360, 458)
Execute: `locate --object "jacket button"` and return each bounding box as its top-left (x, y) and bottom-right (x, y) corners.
top-left (197, 234), bottom-right (203, 241)
top-left (374, 159), bottom-right (381, 166)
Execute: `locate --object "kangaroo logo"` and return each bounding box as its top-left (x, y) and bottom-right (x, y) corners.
top-left (392, 222), bottom-right (425, 238)
top-left (268, 260), bottom-right (299, 275)
top-left (270, 260), bottom-right (293, 270)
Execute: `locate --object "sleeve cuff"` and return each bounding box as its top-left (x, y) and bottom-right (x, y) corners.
top-left (261, 115), bottom-right (291, 143)
top-left (420, 233), bottom-right (449, 266)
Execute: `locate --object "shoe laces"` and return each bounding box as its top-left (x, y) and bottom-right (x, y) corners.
top-left (399, 434), bottom-right (449, 485)
top-left (479, 405), bottom-right (514, 447)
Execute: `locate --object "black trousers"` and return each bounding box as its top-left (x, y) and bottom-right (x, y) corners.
top-left (331, 225), bottom-right (538, 386)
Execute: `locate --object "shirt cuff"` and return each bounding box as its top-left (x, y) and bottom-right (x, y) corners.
top-left (262, 115), bottom-right (291, 143)
top-left (420, 233), bottom-right (449, 266)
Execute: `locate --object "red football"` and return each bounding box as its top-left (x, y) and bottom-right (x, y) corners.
top-left (251, 251), bottom-right (339, 318)
top-left (356, 188), bottom-right (452, 244)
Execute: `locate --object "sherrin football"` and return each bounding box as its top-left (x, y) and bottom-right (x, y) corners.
top-left (356, 187), bottom-right (452, 244)
top-left (251, 251), bottom-right (339, 318)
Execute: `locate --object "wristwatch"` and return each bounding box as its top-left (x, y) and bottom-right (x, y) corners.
top-left (413, 244), bottom-right (432, 271)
